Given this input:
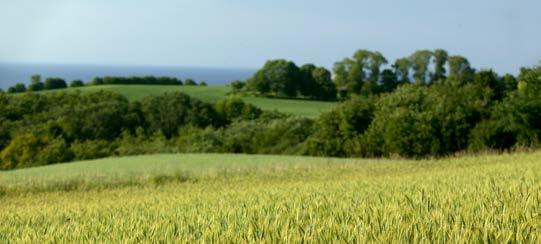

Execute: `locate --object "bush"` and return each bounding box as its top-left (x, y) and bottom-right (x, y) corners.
top-left (115, 129), bottom-right (176, 156)
top-left (70, 140), bottom-right (117, 161)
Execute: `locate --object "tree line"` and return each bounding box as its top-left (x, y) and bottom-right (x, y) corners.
top-left (3, 75), bottom-right (206, 94)
top-left (243, 49), bottom-right (518, 101)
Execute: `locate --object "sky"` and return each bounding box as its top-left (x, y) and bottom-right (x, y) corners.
top-left (1, 0), bottom-right (540, 74)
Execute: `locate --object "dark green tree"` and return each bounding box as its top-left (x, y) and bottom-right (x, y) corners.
top-left (28, 74), bottom-right (44, 91)
top-left (184, 79), bottom-right (197, 86)
top-left (70, 80), bottom-right (85, 87)
top-left (44, 78), bottom-right (67, 90)
top-left (311, 67), bottom-right (337, 100)
top-left (380, 69), bottom-right (399, 93)
top-left (7, 83), bottom-right (27, 93)
top-left (299, 64), bottom-right (317, 97)
top-left (246, 60), bottom-right (301, 98)
top-left (393, 57), bottom-right (411, 84)
top-left (431, 49), bottom-right (448, 82)
top-left (448, 55), bottom-right (475, 85)
top-left (409, 50), bottom-right (433, 85)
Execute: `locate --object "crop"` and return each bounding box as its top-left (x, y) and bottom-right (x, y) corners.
top-left (0, 152), bottom-right (540, 242)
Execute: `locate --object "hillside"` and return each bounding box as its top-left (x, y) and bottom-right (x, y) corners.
top-left (38, 85), bottom-right (337, 117)
top-left (1, 152), bottom-right (540, 242)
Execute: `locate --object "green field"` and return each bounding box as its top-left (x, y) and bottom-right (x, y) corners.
top-left (39, 85), bottom-right (337, 117)
top-left (1, 152), bottom-right (540, 242)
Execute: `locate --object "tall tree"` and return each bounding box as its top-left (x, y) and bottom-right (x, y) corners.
top-left (312, 67), bottom-right (337, 100)
top-left (246, 59), bottom-right (301, 98)
top-left (347, 62), bottom-right (364, 94)
top-left (431, 49), bottom-right (448, 82)
top-left (28, 74), bottom-right (44, 91)
top-left (448, 55), bottom-right (475, 85)
top-left (352, 49), bottom-right (372, 81)
top-left (380, 69), bottom-right (399, 93)
top-left (368, 51), bottom-right (388, 83)
top-left (393, 57), bottom-right (411, 84)
top-left (332, 59), bottom-right (350, 87)
top-left (409, 50), bottom-right (433, 85)
top-left (300, 64), bottom-right (317, 97)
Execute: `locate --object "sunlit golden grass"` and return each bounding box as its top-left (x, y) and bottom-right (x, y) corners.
top-left (0, 151), bottom-right (540, 242)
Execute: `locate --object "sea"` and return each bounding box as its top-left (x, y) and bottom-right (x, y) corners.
top-left (0, 63), bottom-right (256, 89)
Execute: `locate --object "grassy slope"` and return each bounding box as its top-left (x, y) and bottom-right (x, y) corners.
top-left (40, 85), bottom-right (337, 117)
top-left (1, 152), bottom-right (540, 242)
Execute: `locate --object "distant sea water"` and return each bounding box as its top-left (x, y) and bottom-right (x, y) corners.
top-left (0, 63), bottom-right (256, 89)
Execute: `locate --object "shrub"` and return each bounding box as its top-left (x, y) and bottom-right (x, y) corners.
top-left (70, 140), bottom-right (117, 161)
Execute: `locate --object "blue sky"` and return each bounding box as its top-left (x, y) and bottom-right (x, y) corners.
top-left (1, 0), bottom-right (539, 74)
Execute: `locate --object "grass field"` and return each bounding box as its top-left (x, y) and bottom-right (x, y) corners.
top-left (38, 85), bottom-right (337, 117)
top-left (1, 152), bottom-right (540, 242)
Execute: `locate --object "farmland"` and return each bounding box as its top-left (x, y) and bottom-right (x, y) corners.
top-left (1, 151), bottom-right (540, 242)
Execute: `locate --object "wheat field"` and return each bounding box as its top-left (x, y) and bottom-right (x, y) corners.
top-left (0, 152), bottom-right (540, 242)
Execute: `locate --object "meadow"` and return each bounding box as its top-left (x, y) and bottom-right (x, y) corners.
top-left (38, 85), bottom-right (337, 117)
top-left (1, 151), bottom-right (540, 242)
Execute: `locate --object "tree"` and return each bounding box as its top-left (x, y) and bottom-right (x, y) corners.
top-left (199, 81), bottom-right (208, 86)
top-left (432, 49), bottom-right (448, 82)
top-left (7, 83), bottom-right (26, 93)
top-left (246, 59), bottom-right (301, 98)
top-left (44, 78), bottom-right (67, 90)
top-left (347, 62), bottom-right (364, 94)
top-left (368, 51), bottom-right (388, 83)
top-left (448, 55), bottom-right (475, 85)
top-left (311, 67), bottom-right (337, 100)
top-left (393, 57), bottom-right (411, 84)
top-left (473, 70), bottom-right (504, 100)
top-left (184, 79), bottom-right (197, 86)
top-left (380, 69), bottom-right (399, 93)
top-left (230, 80), bottom-right (245, 92)
top-left (409, 50), bottom-right (433, 85)
top-left (299, 64), bottom-right (317, 97)
top-left (141, 92), bottom-right (220, 138)
top-left (501, 74), bottom-right (517, 94)
top-left (332, 59), bottom-right (350, 87)
top-left (70, 80), bottom-right (85, 87)
top-left (215, 96), bottom-right (262, 122)
top-left (28, 74), bottom-right (44, 91)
